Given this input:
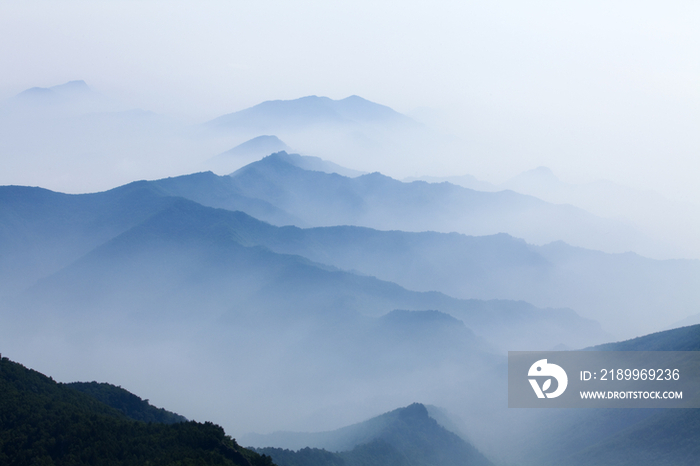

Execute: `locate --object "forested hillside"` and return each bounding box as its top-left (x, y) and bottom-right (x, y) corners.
top-left (0, 355), bottom-right (274, 466)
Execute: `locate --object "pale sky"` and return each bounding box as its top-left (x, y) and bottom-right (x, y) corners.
top-left (1, 0), bottom-right (699, 202)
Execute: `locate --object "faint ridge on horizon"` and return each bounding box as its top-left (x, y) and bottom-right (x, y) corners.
top-left (205, 94), bottom-right (419, 131)
top-left (18, 80), bottom-right (91, 95)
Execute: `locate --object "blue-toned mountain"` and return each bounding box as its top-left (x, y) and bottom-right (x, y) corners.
top-left (206, 96), bottom-right (417, 132)
top-left (223, 152), bottom-right (657, 257)
top-left (120, 164), bottom-right (700, 338)
top-left (252, 403), bottom-right (493, 466)
top-left (2, 196), bottom-right (601, 435)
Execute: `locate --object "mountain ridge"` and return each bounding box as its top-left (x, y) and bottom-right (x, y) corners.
top-left (206, 95), bottom-right (417, 131)
top-left (0, 354), bottom-right (272, 466)
top-left (251, 403), bottom-right (493, 466)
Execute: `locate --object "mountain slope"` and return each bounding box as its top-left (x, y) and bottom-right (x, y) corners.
top-left (498, 324), bottom-right (700, 466)
top-left (271, 151), bottom-right (366, 178)
top-left (205, 135), bottom-right (292, 175)
top-left (561, 408), bottom-right (700, 466)
top-left (0, 355), bottom-right (272, 466)
top-left (560, 326), bottom-right (700, 466)
top-left (2, 198), bottom-right (602, 435)
top-left (203, 96), bottom-right (434, 178)
top-left (4, 170), bottom-right (694, 339)
top-left (500, 166), bottom-right (700, 260)
top-left (206, 96), bottom-right (416, 132)
top-left (3, 80), bottom-right (108, 117)
top-left (148, 171), bottom-right (301, 226)
top-left (134, 162), bottom-right (700, 337)
top-left (224, 152), bottom-right (656, 256)
top-left (0, 182), bottom-right (178, 296)
top-left (66, 381), bottom-right (188, 424)
top-left (589, 324), bottom-right (700, 351)
top-left (14, 198), bottom-right (601, 351)
top-left (253, 403), bottom-right (492, 466)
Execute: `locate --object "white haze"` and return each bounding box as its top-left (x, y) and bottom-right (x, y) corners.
top-left (1, 1), bottom-right (699, 463)
top-left (1, 1), bottom-right (699, 201)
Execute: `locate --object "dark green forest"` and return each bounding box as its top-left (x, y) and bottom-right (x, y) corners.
top-left (65, 381), bottom-right (188, 425)
top-left (256, 440), bottom-right (426, 466)
top-left (0, 355), bottom-right (275, 466)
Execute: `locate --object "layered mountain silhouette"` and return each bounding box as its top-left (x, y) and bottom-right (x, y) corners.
top-left (1, 185), bottom-right (608, 434)
top-left (11, 197), bottom-right (602, 351)
top-left (3, 164), bottom-right (698, 340)
top-left (87, 155), bottom-right (697, 338)
top-left (270, 151), bottom-right (366, 178)
top-left (206, 140), bottom-right (366, 178)
top-left (414, 166), bottom-right (700, 260)
top-left (205, 135), bottom-right (292, 175)
top-left (203, 96), bottom-right (433, 179)
top-left (502, 166), bottom-right (700, 260)
top-left (222, 153), bottom-right (658, 255)
top-left (251, 403), bottom-right (493, 466)
top-left (0, 183), bottom-right (179, 296)
top-left (4, 82), bottom-right (698, 465)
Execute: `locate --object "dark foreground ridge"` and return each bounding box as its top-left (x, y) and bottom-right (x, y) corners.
top-left (0, 355), bottom-right (274, 466)
top-left (65, 381), bottom-right (189, 425)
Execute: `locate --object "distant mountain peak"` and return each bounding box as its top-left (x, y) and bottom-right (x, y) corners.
top-left (230, 150), bottom-right (366, 178)
top-left (241, 134), bottom-right (287, 146)
top-left (250, 402), bottom-right (493, 466)
top-left (261, 150), bottom-right (295, 165)
top-left (504, 165), bottom-right (560, 189)
top-left (520, 166), bottom-right (557, 180)
top-left (222, 135), bottom-right (290, 158)
top-left (52, 80), bottom-right (91, 92)
top-left (397, 402), bottom-right (429, 418)
top-left (206, 94), bottom-right (416, 130)
top-left (18, 80), bottom-right (91, 98)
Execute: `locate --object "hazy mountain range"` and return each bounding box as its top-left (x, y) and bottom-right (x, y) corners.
top-left (204, 137), bottom-right (366, 178)
top-left (2, 353), bottom-right (494, 466)
top-left (2, 81), bottom-right (699, 465)
top-left (2, 81), bottom-right (696, 260)
top-left (409, 166), bottom-right (700, 260)
top-left (0, 177), bottom-right (602, 435)
top-left (120, 154), bottom-right (700, 337)
top-left (3, 323), bottom-right (699, 466)
top-left (1, 154), bottom-right (698, 438)
top-left (243, 324), bottom-right (700, 466)
top-left (4, 161), bottom-right (699, 342)
top-left (224, 153), bottom-right (671, 258)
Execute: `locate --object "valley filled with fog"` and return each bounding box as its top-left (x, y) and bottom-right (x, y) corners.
top-left (1, 79), bottom-right (700, 465)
